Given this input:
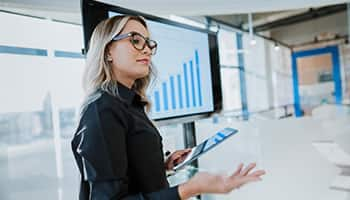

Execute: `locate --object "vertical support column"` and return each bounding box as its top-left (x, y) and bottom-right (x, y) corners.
top-left (331, 46), bottom-right (343, 104)
top-left (248, 13), bottom-right (256, 45)
top-left (182, 122), bottom-right (200, 199)
top-left (291, 52), bottom-right (302, 117)
top-left (265, 41), bottom-right (275, 109)
top-left (236, 33), bottom-right (249, 120)
top-left (248, 13), bottom-right (253, 39)
top-left (48, 48), bottom-right (64, 200)
top-left (348, 3), bottom-right (350, 43)
top-left (183, 122), bottom-right (197, 150)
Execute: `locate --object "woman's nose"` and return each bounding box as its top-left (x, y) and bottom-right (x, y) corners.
top-left (142, 45), bottom-right (152, 55)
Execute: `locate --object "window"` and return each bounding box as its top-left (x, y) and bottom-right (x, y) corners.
top-left (0, 11), bottom-right (84, 199)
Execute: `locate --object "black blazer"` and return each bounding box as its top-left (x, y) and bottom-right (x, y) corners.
top-left (71, 84), bottom-right (180, 200)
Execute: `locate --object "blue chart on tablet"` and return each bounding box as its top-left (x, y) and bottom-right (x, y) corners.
top-left (173, 127), bottom-right (238, 171)
top-left (109, 12), bottom-right (214, 120)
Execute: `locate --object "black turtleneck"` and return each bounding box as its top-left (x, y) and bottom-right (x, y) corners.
top-left (71, 83), bottom-right (180, 200)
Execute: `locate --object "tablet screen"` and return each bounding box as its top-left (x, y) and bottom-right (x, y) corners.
top-left (174, 127), bottom-right (238, 171)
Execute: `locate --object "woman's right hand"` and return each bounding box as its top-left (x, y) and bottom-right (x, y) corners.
top-left (178, 163), bottom-right (265, 199)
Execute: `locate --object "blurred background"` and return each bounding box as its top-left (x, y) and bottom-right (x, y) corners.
top-left (0, 0), bottom-right (349, 199)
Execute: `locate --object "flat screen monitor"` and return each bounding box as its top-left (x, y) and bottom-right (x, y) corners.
top-left (81, 0), bottom-right (222, 122)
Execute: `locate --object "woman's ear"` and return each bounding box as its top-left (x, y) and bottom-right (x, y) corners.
top-left (105, 50), bottom-right (113, 62)
top-left (105, 44), bottom-right (113, 62)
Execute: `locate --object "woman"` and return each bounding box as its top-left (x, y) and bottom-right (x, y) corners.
top-left (71, 15), bottom-right (265, 200)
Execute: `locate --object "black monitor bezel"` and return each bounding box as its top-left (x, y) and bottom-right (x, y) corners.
top-left (81, 0), bottom-right (222, 123)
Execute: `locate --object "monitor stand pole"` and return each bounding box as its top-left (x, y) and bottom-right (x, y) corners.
top-left (183, 121), bottom-right (201, 199)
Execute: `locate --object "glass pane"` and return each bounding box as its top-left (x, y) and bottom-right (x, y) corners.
top-left (220, 68), bottom-right (242, 111)
top-left (0, 11), bottom-right (84, 200)
top-left (1, 54), bottom-right (59, 200)
top-left (218, 29), bottom-right (238, 67)
top-left (243, 35), bottom-right (269, 112)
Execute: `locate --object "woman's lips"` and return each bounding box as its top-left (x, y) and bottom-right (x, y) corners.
top-left (136, 59), bottom-right (150, 65)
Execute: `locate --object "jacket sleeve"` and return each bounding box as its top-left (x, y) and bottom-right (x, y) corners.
top-left (75, 102), bottom-right (181, 200)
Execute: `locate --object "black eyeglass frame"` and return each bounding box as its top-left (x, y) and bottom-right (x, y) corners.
top-left (111, 31), bottom-right (158, 55)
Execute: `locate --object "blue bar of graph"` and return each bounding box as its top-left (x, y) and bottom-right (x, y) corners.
top-left (217, 132), bottom-right (226, 139)
top-left (170, 76), bottom-right (176, 109)
top-left (190, 60), bottom-right (197, 107)
top-left (183, 63), bottom-right (190, 108)
top-left (195, 50), bottom-right (203, 106)
top-left (154, 91), bottom-right (160, 112)
top-left (162, 82), bottom-right (169, 111)
top-left (177, 74), bottom-right (183, 109)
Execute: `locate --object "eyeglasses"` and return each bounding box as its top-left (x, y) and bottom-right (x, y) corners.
top-left (111, 31), bottom-right (158, 55)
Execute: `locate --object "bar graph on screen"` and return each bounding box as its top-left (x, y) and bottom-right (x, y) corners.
top-left (107, 12), bottom-right (215, 120)
top-left (151, 50), bottom-right (203, 114)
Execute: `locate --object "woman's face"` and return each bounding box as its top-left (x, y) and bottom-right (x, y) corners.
top-left (107, 19), bottom-right (152, 88)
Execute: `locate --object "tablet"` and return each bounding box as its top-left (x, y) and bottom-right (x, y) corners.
top-left (173, 127), bottom-right (238, 171)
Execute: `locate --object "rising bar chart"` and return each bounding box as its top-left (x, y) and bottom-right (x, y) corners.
top-left (152, 50), bottom-right (203, 114)
top-left (143, 19), bottom-right (213, 120)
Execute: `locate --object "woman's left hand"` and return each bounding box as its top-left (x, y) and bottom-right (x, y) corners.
top-left (164, 148), bottom-right (192, 171)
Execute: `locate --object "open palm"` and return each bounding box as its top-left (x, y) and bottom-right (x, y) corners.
top-left (190, 163), bottom-right (265, 194)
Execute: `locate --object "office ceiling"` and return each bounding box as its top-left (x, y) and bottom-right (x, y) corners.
top-left (0, 0), bottom-right (348, 16)
top-left (210, 4), bottom-right (347, 32)
top-left (0, 0), bottom-right (348, 46)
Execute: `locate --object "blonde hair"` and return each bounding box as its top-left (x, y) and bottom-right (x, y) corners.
top-left (82, 15), bottom-right (154, 111)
